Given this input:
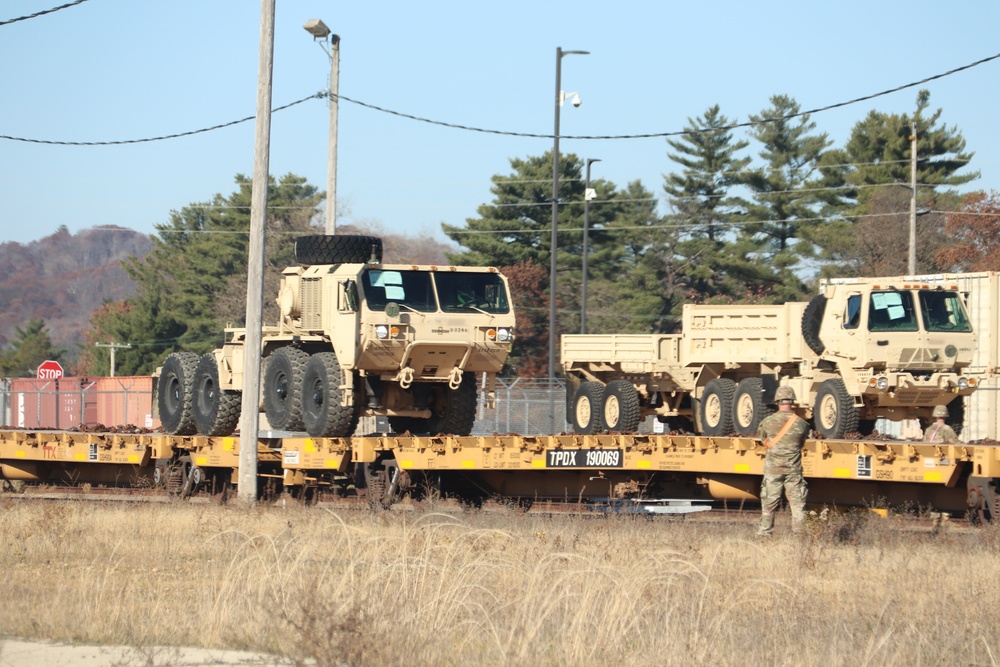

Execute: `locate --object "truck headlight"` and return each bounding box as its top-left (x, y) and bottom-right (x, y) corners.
top-left (497, 327), bottom-right (511, 342)
top-left (958, 377), bottom-right (970, 390)
top-left (376, 324), bottom-right (389, 339)
top-left (868, 376), bottom-right (889, 390)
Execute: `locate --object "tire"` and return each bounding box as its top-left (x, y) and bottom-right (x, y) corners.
top-left (600, 380), bottom-right (641, 433)
top-left (948, 398), bottom-right (965, 437)
top-left (732, 377), bottom-right (773, 436)
top-left (813, 378), bottom-right (859, 439)
top-left (301, 352), bottom-right (359, 437)
top-left (157, 352), bottom-right (199, 435)
top-left (263, 347), bottom-right (310, 431)
top-left (802, 294), bottom-right (827, 355)
top-left (426, 373), bottom-right (478, 436)
top-left (571, 381), bottom-right (605, 434)
top-left (699, 378), bottom-right (736, 436)
top-left (294, 235), bottom-right (383, 265)
top-left (192, 354), bottom-right (241, 436)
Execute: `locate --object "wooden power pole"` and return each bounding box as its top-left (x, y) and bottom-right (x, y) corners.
top-left (238, 0), bottom-right (276, 504)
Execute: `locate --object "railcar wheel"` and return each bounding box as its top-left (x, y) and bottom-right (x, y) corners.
top-left (301, 352), bottom-right (358, 437)
top-left (294, 234), bottom-right (383, 265)
top-left (192, 354), bottom-right (241, 436)
top-left (699, 378), bottom-right (736, 436)
top-left (813, 378), bottom-right (859, 439)
top-left (157, 352), bottom-right (199, 435)
top-left (733, 377), bottom-right (772, 436)
top-left (600, 380), bottom-right (641, 433)
top-left (263, 347), bottom-right (310, 431)
top-left (572, 382), bottom-right (605, 434)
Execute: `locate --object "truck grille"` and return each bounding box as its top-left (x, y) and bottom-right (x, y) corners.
top-left (301, 277), bottom-right (322, 329)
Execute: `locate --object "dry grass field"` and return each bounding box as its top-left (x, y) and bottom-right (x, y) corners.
top-left (0, 497), bottom-right (998, 667)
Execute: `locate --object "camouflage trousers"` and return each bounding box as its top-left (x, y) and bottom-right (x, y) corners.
top-left (758, 470), bottom-right (808, 536)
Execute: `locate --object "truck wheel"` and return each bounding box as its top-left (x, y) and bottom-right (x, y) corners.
top-left (158, 352), bottom-right (199, 435)
top-left (571, 382), bottom-right (604, 434)
top-left (294, 235), bottom-right (383, 265)
top-left (733, 377), bottom-right (773, 436)
top-left (600, 380), bottom-right (641, 433)
top-left (192, 354), bottom-right (241, 436)
top-left (427, 373), bottom-right (478, 435)
top-left (802, 294), bottom-right (827, 355)
top-left (301, 352), bottom-right (358, 437)
top-left (699, 378), bottom-right (736, 436)
top-left (263, 347), bottom-right (310, 431)
top-left (813, 378), bottom-right (859, 439)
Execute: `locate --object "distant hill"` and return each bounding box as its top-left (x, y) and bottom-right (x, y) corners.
top-left (0, 226), bottom-right (153, 361)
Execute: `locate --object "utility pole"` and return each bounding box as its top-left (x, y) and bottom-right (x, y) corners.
top-left (95, 342), bottom-right (132, 378)
top-left (908, 122), bottom-right (917, 275)
top-left (238, 0), bottom-right (276, 504)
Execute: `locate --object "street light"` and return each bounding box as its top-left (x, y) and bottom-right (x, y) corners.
top-left (581, 158), bottom-right (600, 334)
top-left (303, 19), bottom-right (340, 235)
top-left (549, 46), bottom-right (589, 388)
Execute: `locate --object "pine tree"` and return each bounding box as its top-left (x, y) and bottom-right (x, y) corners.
top-left (663, 106), bottom-right (777, 302)
top-left (0, 319), bottom-right (64, 377)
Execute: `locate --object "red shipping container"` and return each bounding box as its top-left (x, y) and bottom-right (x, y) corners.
top-left (9, 377), bottom-right (99, 430)
top-left (93, 376), bottom-right (159, 430)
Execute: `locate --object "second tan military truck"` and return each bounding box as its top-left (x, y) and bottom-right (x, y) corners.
top-left (562, 276), bottom-right (979, 439)
top-left (157, 235), bottom-right (515, 438)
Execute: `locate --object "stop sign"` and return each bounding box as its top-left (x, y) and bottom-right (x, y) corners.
top-left (37, 360), bottom-right (64, 380)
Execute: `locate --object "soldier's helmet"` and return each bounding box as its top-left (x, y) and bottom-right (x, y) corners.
top-left (774, 386), bottom-right (796, 403)
top-left (932, 404), bottom-right (949, 419)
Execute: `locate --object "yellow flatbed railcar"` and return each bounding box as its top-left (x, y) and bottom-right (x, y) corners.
top-left (0, 429), bottom-right (997, 519)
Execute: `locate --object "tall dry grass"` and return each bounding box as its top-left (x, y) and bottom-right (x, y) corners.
top-left (0, 497), bottom-right (999, 667)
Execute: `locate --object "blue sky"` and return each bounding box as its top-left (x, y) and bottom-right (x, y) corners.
top-left (2, 0), bottom-right (998, 248)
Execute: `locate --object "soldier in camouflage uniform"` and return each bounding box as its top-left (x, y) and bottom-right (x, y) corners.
top-left (924, 404), bottom-right (960, 444)
top-left (756, 385), bottom-right (810, 536)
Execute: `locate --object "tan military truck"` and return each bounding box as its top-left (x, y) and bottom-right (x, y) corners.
top-left (156, 235), bottom-right (515, 438)
top-left (562, 276), bottom-right (979, 439)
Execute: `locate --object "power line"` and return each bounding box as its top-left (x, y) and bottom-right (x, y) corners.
top-left (2, 51), bottom-right (998, 147)
top-left (0, 93), bottom-right (322, 146)
top-left (0, 0), bottom-right (89, 26)
top-left (334, 50), bottom-right (1000, 140)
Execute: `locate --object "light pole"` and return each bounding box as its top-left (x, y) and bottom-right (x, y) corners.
top-left (549, 46), bottom-right (588, 388)
top-left (581, 158), bottom-right (600, 334)
top-left (304, 19), bottom-right (340, 235)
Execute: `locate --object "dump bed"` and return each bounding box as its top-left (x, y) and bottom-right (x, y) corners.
top-left (681, 302), bottom-right (809, 365)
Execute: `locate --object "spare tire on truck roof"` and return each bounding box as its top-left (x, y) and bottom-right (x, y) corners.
top-left (294, 235), bottom-right (383, 265)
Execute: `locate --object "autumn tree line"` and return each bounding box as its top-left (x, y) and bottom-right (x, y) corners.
top-left (4, 90), bottom-right (998, 378)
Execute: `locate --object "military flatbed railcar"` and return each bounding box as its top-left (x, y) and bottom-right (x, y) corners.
top-left (1, 428), bottom-right (998, 520)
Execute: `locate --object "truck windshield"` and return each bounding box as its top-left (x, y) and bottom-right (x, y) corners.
top-left (868, 290), bottom-right (918, 332)
top-left (919, 290), bottom-right (973, 332)
top-left (361, 270), bottom-right (437, 312)
top-left (435, 271), bottom-right (511, 314)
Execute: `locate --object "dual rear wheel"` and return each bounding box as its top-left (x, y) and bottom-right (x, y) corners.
top-left (570, 380), bottom-right (641, 434)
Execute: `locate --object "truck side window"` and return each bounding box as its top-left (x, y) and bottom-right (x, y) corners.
top-left (339, 280), bottom-right (358, 312)
top-left (844, 294), bottom-right (861, 329)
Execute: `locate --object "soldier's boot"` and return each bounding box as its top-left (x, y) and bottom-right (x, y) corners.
top-left (757, 512), bottom-right (775, 537)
